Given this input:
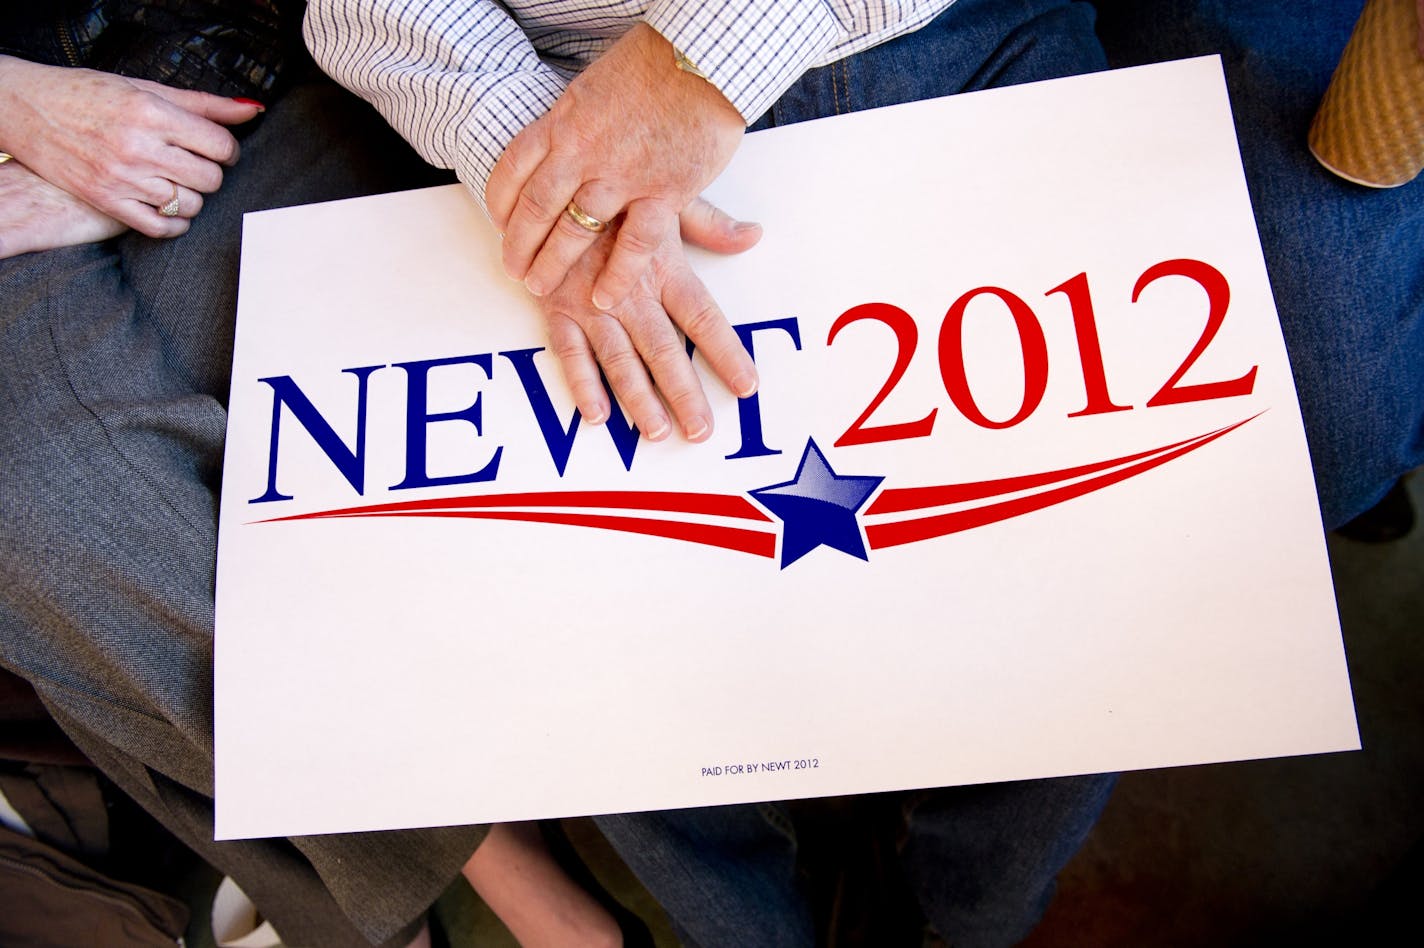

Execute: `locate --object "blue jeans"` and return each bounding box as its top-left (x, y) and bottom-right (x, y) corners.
top-left (1095, 0), bottom-right (1424, 527)
top-left (598, 3), bottom-right (1118, 946)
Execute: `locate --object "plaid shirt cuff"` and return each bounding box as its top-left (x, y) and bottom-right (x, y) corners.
top-left (644, 0), bottom-right (842, 123)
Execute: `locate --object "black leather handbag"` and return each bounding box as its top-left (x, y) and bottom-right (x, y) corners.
top-left (0, 0), bottom-right (303, 100)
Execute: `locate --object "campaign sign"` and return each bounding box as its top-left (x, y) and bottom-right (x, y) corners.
top-left (215, 58), bottom-right (1358, 839)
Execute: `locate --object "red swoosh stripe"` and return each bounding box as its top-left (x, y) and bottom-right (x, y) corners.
top-left (866, 419), bottom-right (1253, 515)
top-left (260, 490), bottom-right (771, 523)
top-left (256, 490), bottom-right (777, 558)
top-left (344, 509), bottom-right (776, 558)
top-left (255, 415), bottom-right (1258, 559)
top-left (865, 415), bottom-right (1259, 550)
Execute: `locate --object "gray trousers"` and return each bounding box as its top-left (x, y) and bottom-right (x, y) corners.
top-left (0, 79), bottom-right (481, 948)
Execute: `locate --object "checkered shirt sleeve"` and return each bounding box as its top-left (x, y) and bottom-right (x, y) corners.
top-left (305, 1), bottom-right (953, 212)
top-left (305, 0), bottom-right (566, 209)
top-left (645, 1), bottom-right (947, 124)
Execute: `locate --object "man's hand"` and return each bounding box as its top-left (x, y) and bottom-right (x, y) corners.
top-left (0, 55), bottom-right (262, 238)
top-left (535, 198), bottom-right (761, 442)
top-left (487, 23), bottom-right (745, 313)
top-left (0, 159), bottom-right (125, 259)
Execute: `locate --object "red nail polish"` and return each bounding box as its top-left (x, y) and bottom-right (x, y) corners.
top-left (232, 97), bottom-right (266, 111)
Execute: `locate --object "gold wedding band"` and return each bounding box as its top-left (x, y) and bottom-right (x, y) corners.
top-left (0, 152), bottom-right (13, 164)
top-left (159, 182), bottom-right (181, 218)
top-left (565, 200), bottom-right (608, 233)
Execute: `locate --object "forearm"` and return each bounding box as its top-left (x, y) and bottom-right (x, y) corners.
top-left (0, 159), bottom-right (126, 259)
top-left (462, 822), bottom-right (621, 948)
top-left (0, 55), bottom-right (40, 154)
top-left (304, 0), bottom-right (567, 210)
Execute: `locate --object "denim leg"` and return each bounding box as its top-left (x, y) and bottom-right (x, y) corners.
top-left (899, 774), bottom-right (1118, 947)
top-left (750, 0), bottom-right (1107, 131)
top-left (595, 804), bottom-right (813, 947)
top-left (1095, 0), bottom-right (1424, 527)
top-left (601, 5), bottom-right (1114, 945)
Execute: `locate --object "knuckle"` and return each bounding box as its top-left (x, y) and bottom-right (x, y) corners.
top-left (566, 121), bottom-right (601, 155)
top-left (550, 333), bottom-right (588, 363)
top-left (130, 98), bottom-right (167, 129)
top-left (596, 347), bottom-right (645, 383)
top-left (515, 187), bottom-right (559, 223)
top-left (665, 387), bottom-right (705, 419)
top-left (615, 224), bottom-right (659, 258)
top-left (640, 335), bottom-right (686, 369)
top-left (678, 300), bottom-right (725, 340)
top-left (582, 311), bottom-right (625, 345)
top-left (113, 129), bottom-right (148, 164)
top-left (133, 217), bottom-right (167, 239)
top-left (555, 212), bottom-right (598, 241)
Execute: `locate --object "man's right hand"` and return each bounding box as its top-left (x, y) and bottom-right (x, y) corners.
top-left (533, 198), bottom-right (761, 443)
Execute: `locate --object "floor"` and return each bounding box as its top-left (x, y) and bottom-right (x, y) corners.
top-left (1022, 471), bottom-right (1424, 947)
top-left (429, 471), bottom-right (1424, 948)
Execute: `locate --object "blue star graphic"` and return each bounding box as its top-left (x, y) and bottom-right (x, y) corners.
top-left (750, 439), bottom-right (884, 569)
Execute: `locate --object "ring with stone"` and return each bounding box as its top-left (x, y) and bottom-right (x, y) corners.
top-left (159, 182), bottom-right (181, 218)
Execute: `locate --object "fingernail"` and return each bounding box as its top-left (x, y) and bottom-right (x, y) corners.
top-left (524, 277), bottom-right (544, 297)
top-left (684, 416), bottom-right (710, 441)
top-left (232, 97), bottom-right (266, 111)
top-left (734, 221), bottom-right (762, 234)
top-left (584, 406), bottom-right (607, 425)
top-left (733, 373), bottom-right (759, 398)
top-left (591, 290), bottom-right (612, 311)
top-left (645, 417), bottom-right (671, 441)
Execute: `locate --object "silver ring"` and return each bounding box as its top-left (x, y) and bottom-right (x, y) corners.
top-left (159, 183), bottom-right (181, 218)
top-left (565, 200), bottom-right (608, 233)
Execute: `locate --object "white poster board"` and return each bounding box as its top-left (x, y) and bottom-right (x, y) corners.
top-left (215, 57), bottom-right (1358, 840)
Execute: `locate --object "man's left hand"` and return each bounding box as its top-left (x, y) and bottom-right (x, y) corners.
top-left (487, 23), bottom-right (745, 313)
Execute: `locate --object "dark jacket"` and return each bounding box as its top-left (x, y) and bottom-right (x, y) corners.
top-left (0, 0), bottom-right (305, 100)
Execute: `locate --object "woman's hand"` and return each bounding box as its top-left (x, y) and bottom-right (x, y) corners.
top-left (0, 159), bottom-right (125, 259)
top-left (0, 55), bottom-right (262, 238)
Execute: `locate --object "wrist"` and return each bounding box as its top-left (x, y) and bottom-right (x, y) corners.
top-left (0, 54), bottom-right (38, 98)
top-left (0, 55), bottom-right (45, 160)
top-left (632, 23), bottom-right (743, 129)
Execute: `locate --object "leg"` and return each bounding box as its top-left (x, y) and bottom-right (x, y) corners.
top-left (598, 4), bottom-right (1114, 943)
top-left (753, 0), bottom-right (1107, 130)
top-left (1094, 0), bottom-right (1424, 527)
top-left (462, 822), bottom-right (623, 948)
top-left (0, 80), bottom-right (476, 948)
top-left (595, 803), bottom-right (813, 948)
top-left (899, 774), bottom-right (1118, 947)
